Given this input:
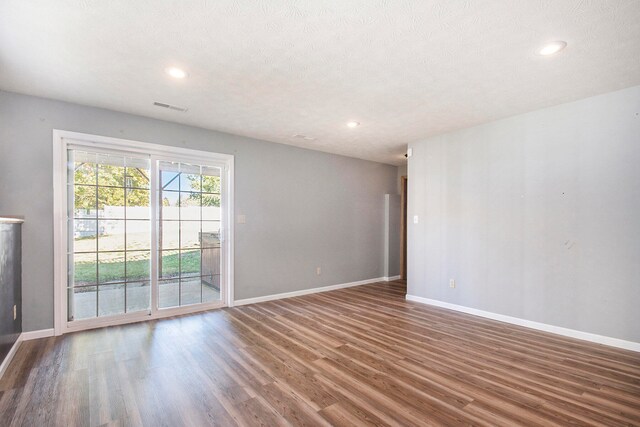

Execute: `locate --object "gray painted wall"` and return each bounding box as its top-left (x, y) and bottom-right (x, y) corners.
top-left (408, 86), bottom-right (640, 343)
top-left (0, 90), bottom-right (397, 332)
top-left (383, 194), bottom-right (401, 278)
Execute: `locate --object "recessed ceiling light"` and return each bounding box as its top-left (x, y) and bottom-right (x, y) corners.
top-left (165, 67), bottom-right (187, 79)
top-left (347, 121), bottom-right (360, 128)
top-left (537, 41), bottom-right (567, 56)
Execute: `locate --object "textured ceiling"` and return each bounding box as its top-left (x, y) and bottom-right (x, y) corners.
top-left (1, 1), bottom-right (640, 165)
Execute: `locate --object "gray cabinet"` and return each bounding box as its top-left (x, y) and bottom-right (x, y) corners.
top-left (0, 220), bottom-right (22, 367)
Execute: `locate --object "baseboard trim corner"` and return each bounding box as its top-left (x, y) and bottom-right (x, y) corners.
top-left (0, 328), bottom-right (54, 379)
top-left (383, 275), bottom-right (402, 281)
top-left (21, 328), bottom-right (55, 341)
top-left (234, 277), bottom-right (384, 306)
top-left (0, 333), bottom-right (23, 379)
top-left (405, 295), bottom-right (640, 353)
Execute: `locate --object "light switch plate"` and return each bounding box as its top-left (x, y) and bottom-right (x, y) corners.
top-left (237, 215), bottom-right (246, 224)
top-left (413, 215), bottom-right (419, 224)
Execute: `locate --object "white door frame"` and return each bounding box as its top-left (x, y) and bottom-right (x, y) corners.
top-left (52, 130), bottom-right (235, 335)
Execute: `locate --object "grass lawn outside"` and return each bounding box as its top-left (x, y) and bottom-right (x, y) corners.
top-left (74, 250), bottom-right (201, 283)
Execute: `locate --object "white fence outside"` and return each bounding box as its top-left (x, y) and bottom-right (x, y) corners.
top-left (74, 206), bottom-right (221, 237)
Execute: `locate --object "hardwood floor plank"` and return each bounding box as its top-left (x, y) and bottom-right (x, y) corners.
top-left (256, 381), bottom-right (332, 427)
top-left (233, 396), bottom-right (289, 427)
top-left (318, 401), bottom-right (390, 427)
top-left (1, 281), bottom-right (639, 426)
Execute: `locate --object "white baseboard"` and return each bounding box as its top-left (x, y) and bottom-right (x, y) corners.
top-left (0, 328), bottom-right (56, 379)
top-left (383, 275), bottom-right (402, 281)
top-left (21, 328), bottom-right (55, 341)
top-left (406, 295), bottom-right (640, 353)
top-left (234, 277), bottom-right (385, 306)
top-left (0, 333), bottom-right (22, 379)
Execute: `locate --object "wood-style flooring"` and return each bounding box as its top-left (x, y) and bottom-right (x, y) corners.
top-left (1, 281), bottom-right (639, 426)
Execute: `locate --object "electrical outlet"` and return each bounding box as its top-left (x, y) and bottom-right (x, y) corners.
top-left (449, 279), bottom-right (455, 288)
top-left (13, 305), bottom-right (17, 320)
top-left (316, 267), bottom-right (321, 275)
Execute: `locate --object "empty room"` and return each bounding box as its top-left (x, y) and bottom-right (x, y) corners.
top-left (1, 1), bottom-right (639, 426)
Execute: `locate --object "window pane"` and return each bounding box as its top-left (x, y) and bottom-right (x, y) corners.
top-left (126, 251), bottom-right (150, 282)
top-left (74, 185), bottom-right (97, 218)
top-left (180, 250), bottom-right (201, 277)
top-left (181, 172), bottom-right (202, 192)
top-left (72, 154), bottom-right (97, 185)
top-left (202, 165), bottom-right (220, 177)
top-left (73, 220), bottom-right (98, 252)
top-left (98, 187), bottom-right (125, 217)
top-left (127, 220), bottom-right (150, 250)
top-left (180, 276), bottom-right (202, 306)
top-left (180, 221), bottom-right (201, 249)
top-left (97, 220), bottom-right (125, 251)
top-left (97, 154), bottom-right (125, 186)
top-left (159, 221), bottom-right (179, 250)
top-left (98, 252), bottom-right (125, 284)
top-left (159, 250), bottom-right (180, 279)
top-left (201, 193), bottom-right (221, 206)
top-left (159, 163), bottom-right (180, 191)
top-left (159, 279), bottom-right (179, 308)
top-left (202, 275), bottom-right (221, 303)
top-left (201, 246), bottom-right (220, 277)
top-left (125, 159), bottom-right (150, 189)
top-left (202, 195), bottom-right (221, 220)
top-left (98, 283), bottom-right (125, 317)
top-left (180, 192), bottom-right (201, 220)
top-left (201, 172), bottom-right (221, 194)
top-left (71, 286), bottom-right (97, 320)
top-left (159, 191), bottom-right (180, 220)
top-left (126, 281), bottom-right (150, 313)
top-left (71, 252), bottom-right (97, 286)
top-left (202, 221), bottom-right (221, 236)
top-left (201, 231), bottom-right (220, 250)
top-left (126, 189), bottom-right (150, 219)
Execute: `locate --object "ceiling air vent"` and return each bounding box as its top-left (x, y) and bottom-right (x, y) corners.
top-left (153, 101), bottom-right (188, 112)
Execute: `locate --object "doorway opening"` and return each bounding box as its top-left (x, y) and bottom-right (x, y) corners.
top-left (400, 175), bottom-right (407, 281)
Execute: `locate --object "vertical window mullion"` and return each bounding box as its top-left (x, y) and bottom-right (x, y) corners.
top-left (150, 157), bottom-right (159, 315)
top-left (178, 166), bottom-right (182, 307)
top-left (223, 165), bottom-right (226, 304)
top-left (200, 166), bottom-right (203, 304)
top-left (67, 150), bottom-right (76, 321)
top-left (123, 159), bottom-right (128, 314)
top-left (95, 156), bottom-right (99, 318)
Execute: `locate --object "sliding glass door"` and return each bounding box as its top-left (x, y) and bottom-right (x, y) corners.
top-left (68, 151), bottom-right (152, 320)
top-left (157, 161), bottom-right (222, 308)
top-left (65, 146), bottom-right (227, 326)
